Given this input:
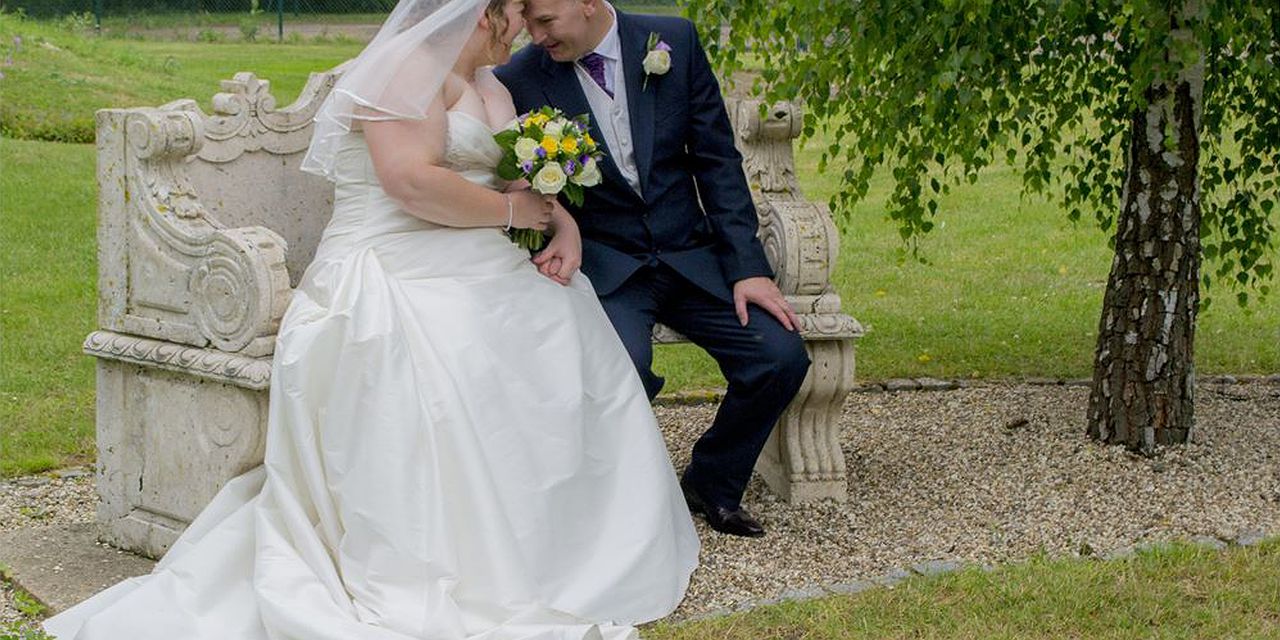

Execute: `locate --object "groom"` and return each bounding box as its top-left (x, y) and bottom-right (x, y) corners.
top-left (495, 0), bottom-right (809, 538)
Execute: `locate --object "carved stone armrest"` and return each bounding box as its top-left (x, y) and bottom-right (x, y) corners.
top-left (729, 97), bottom-right (863, 342)
top-left (727, 97), bottom-right (864, 502)
top-left (93, 71), bottom-right (340, 358)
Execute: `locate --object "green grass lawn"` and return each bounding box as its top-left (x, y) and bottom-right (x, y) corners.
top-left (0, 137), bottom-right (97, 475)
top-left (645, 539), bottom-right (1280, 639)
top-left (1, 14), bottom-right (1277, 474)
top-left (0, 14), bottom-right (365, 141)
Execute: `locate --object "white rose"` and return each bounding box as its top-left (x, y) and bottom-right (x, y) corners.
top-left (513, 137), bottom-right (540, 163)
top-left (531, 163), bottom-right (568, 195)
top-left (570, 157), bottom-right (602, 187)
top-left (643, 49), bottom-right (671, 76)
top-left (542, 120), bottom-right (565, 139)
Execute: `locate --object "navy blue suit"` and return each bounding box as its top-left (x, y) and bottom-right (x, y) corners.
top-left (495, 11), bottom-right (809, 510)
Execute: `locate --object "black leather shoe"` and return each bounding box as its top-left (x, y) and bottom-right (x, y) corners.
top-left (680, 476), bottom-right (766, 538)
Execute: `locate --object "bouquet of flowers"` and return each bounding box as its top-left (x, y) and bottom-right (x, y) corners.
top-left (494, 106), bottom-right (606, 250)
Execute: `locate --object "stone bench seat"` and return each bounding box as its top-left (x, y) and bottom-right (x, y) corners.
top-left (87, 71), bottom-right (862, 559)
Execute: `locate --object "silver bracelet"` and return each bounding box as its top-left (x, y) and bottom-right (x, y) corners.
top-left (504, 194), bottom-right (514, 231)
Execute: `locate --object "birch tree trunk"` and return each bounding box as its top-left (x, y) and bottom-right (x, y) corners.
top-left (1087, 9), bottom-right (1205, 454)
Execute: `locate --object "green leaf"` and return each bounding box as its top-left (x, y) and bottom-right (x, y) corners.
top-left (496, 152), bottom-right (521, 181)
top-left (493, 129), bottom-right (520, 147)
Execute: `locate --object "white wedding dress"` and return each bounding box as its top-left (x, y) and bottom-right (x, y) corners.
top-left (44, 110), bottom-right (700, 640)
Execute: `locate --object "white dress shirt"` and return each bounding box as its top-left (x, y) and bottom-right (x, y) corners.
top-left (573, 3), bottom-right (642, 195)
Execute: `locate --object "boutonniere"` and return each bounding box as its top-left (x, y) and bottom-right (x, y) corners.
top-left (642, 32), bottom-right (671, 90)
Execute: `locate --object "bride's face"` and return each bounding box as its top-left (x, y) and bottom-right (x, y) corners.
top-left (486, 0), bottom-right (526, 66)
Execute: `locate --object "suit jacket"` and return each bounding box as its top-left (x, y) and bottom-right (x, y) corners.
top-left (494, 11), bottom-right (772, 302)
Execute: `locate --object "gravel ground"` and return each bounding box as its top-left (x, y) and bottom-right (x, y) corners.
top-left (3, 381), bottom-right (1278, 625)
top-left (0, 468), bottom-right (96, 628)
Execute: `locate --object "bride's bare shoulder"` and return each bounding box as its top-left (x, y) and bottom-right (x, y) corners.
top-left (475, 67), bottom-right (512, 99)
top-left (475, 66), bottom-right (517, 122)
top-left (440, 73), bottom-right (471, 111)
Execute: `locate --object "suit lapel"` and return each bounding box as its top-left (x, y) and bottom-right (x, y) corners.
top-left (537, 51), bottom-right (633, 198)
top-left (618, 11), bottom-right (656, 199)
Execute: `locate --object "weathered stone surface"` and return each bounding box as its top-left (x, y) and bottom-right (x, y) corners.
top-left (910, 559), bottom-right (964, 576)
top-left (917, 377), bottom-right (959, 391)
top-left (1234, 530), bottom-right (1267, 547)
top-left (884, 378), bottom-right (920, 392)
top-left (825, 579), bottom-right (876, 595)
top-left (777, 586), bottom-right (827, 602)
top-left (1099, 546), bottom-right (1133, 561)
top-left (94, 359), bottom-right (267, 559)
top-left (0, 524), bottom-right (155, 615)
top-left (1188, 535), bottom-right (1228, 551)
top-left (870, 567), bottom-right (913, 586)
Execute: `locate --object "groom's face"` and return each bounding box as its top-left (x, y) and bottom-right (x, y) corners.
top-left (524, 0), bottom-right (601, 62)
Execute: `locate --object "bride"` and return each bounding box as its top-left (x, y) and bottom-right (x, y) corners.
top-left (42, 0), bottom-right (700, 638)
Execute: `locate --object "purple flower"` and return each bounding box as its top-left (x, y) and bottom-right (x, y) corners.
top-left (579, 154), bottom-right (589, 165)
top-left (13, 36), bottom-right (22, 50)
top-left (521, 160), bottom-right (534, 174)
top-left (563, 159), bottom-right (577, 174)
top-left (655, 40), bottom-right (671, 52)
top-left (535, 147), bottom-right (547, 159)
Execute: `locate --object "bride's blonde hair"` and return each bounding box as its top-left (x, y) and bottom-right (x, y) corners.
top-left (484, 0), bottom-right (513, 51)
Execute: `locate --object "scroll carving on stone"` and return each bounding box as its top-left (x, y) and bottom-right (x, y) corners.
top-left (164, 71), bottom-right (339, 163)
top-left (728, 96), bottom-right (863, 502)
top-left (98, 78), bottom-right (316, 356)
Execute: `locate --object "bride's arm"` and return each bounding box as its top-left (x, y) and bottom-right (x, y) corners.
top-left (363, 98), bottom-right (549, 231)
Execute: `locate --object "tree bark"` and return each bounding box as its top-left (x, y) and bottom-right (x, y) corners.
top-left (1087, 30), bottom-right (1204, 455)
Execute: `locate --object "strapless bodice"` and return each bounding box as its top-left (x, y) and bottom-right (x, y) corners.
top-left (331, 110), bottom-right (506, 192)
top-left (441, 110), bottom-right (506, 190)
top-left (304, 111), bottom-right (527, 281)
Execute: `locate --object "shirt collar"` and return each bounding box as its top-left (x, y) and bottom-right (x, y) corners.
top-left (587, 2), bottom-right (621, 62)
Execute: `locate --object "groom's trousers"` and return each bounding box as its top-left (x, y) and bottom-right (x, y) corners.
top-left (597, 263), bottom-right (810, 510)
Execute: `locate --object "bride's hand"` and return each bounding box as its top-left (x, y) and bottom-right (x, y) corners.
top-left (508, 190), bottom-right (553, 231)
top-left (532, 201), bottom-right (581, 286)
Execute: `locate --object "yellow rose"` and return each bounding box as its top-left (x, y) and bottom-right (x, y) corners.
top-left (583, 133), bottom-right (597, 150)
top-left (540, 136), bottom-right (560, 156)
top-left (560, 136), bottom-right (579, 154)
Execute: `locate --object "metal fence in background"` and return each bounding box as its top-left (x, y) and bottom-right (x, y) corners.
top-left (1, 0), bottom-right (679, 42)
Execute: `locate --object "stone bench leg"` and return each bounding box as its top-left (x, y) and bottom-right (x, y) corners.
top-left (755, 338), bottom-right (857, 502)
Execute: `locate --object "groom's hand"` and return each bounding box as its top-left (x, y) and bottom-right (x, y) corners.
top-left (531, 200), bottom-right (582, 286)
top-left (732, 277), bottom-right (800, 332)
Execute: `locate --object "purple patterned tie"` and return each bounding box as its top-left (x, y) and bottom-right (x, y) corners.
top-left (579, 52), bottom-right (613, 99)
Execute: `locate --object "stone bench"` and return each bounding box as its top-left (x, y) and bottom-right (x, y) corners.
top-left (87, 70), bottom-right (863, 558)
